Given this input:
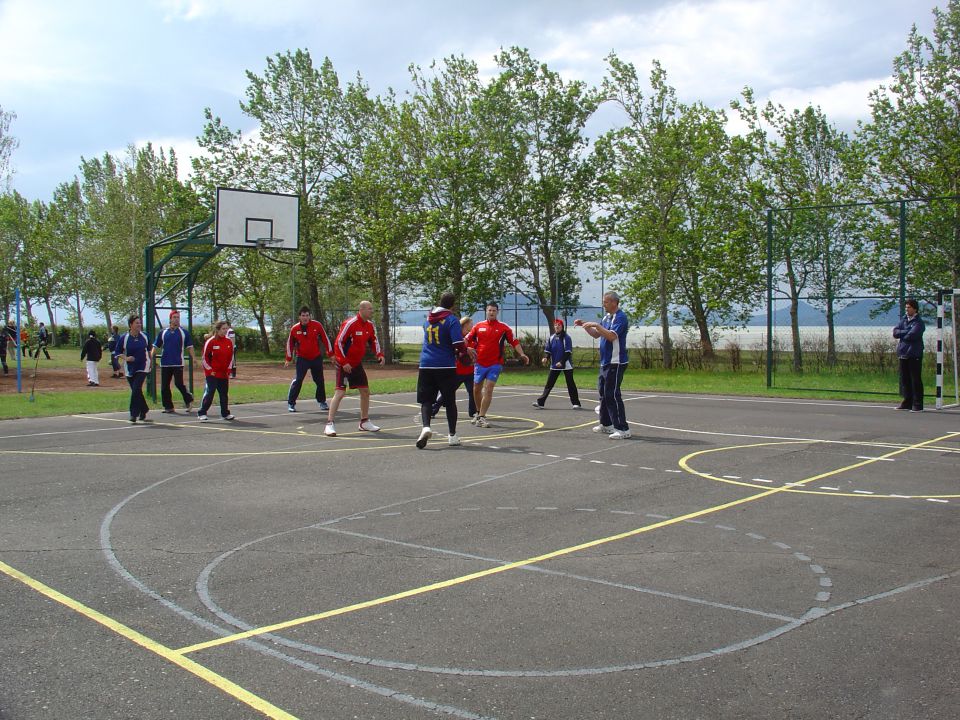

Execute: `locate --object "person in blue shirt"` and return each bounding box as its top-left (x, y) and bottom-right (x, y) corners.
top-left (892, 297), bottom-right (926, 412)
top-left (152, 310), bottom-right (196, 413)
top-left (416, 291), bottom-right (476, 449)
top-left (575, 291), bottom-right (630, 439)
top-left (533, 318), bottom-right (581, 409)
top-left (118, 314), bottom-right (152, 423)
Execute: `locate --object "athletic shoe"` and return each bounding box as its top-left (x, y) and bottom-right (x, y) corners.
top-left (416, 426), bottom-right (433, 449)
top-left (359, 419), bottom-right (380, 432)
top-left (910, 408), bottom-right (924, 413)
top-left (161, 408), bottom-right (176, 414)
top-left (198, 414), bottom-right (208, 422)
top-left (531, 402), bottom-right (544, 409)
top-left (592, 424), bottom-right (613, 434)
top-left (128, 416), bottom-right (137, 424)
top-left (469, 414), bottom-right (479, 425)
top-left (288, 404), bottom-right (296, 412)
top-left (324, 422), bottom-right (337, 437)
top-left (223, 414), bottom-right (236, 421)
top-left (92, 383), bottom-right (99, 387)
top-left (318, 401), bottom-right (329, 411)
top-left (571, 404), bottom-right (581, 409)
top-left (609, 429), bottom-right (632, 440)
top-left (475, 416), bottom-right (490, 428)
top-left (185, 404), bottom-right (193, 412)
top-left (896, 403), bottom-right (910, 410)
top-left (448, 433), bottom-right (461, 446)
top-left (139, 413), bottom-right (149, 422)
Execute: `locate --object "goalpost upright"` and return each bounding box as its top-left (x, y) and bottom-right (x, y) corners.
top-left (936, 288), bottom-right (959, 410)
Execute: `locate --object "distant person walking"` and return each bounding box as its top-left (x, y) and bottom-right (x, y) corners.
top-left (152, 310), bottom-right (196, 413)
top-left (893, 297), bottom-right (926, 412)
top-left (225, 322), bottom-right (237, 378)
top-left (284, 306), bottom-right (334, 413)
top-left (80, 331), bottom-right (102, 386)
top-left (196, 320), bottom-right (236, 422)
top-left (35, 323), bottom-right (51, 359)
top-left (324, 300), bottom-right (384, 436)
top-left (533, 318), bottom-right (581, 409)
top-left (118, 315), bottom-right (152, 423)
top-left (19, 328), bottom-right (30, 358)
top-left (575, 291), bottom-right (630, 439)
top-left (106, 325), bottom-right (122, 377)
top-left (0, 321), bottom-right (16, 374)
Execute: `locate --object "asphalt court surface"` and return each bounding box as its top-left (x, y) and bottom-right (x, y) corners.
top-left (1, 387), bottom-right (959, 719)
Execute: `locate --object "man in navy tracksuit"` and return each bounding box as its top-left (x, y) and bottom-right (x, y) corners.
top-left (533, 318), bottom-right (581, 409)
top-left (575, 291), bottom-right (631, 440)
top-left (119, 315), bottom-right (152, 423)
top-left (152, 310), bottom-right (196, 413)
top-left (893, 297), bottom-right (926, 412)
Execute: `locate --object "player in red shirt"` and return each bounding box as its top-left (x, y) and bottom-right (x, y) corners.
top-left (197, 320), bottom-right (236, 422)
top-left (464, 301), bottom-right (529, 427)
top-left (324, 300), bottom-right (385, 436)
top-left (284, 306), bottom-right (334, 412)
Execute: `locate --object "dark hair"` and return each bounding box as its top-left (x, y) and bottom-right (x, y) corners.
top-left (298, 305), bottom-right (311, 315)
top-left (486, 301), bottom-right (499, 310)
top-left (905, 298), bottom-right (919, 311)
top-left (127, 314), bottom-right (141, 326)
top-left (439, 292), bottom-right (456, 309)
top-left (112, 325), bottom-right (119, 332)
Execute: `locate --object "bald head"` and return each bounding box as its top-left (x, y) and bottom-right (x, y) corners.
top-left (358, 301), bottom-right (374, 320)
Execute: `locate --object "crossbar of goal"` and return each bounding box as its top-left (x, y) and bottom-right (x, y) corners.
top-left (936, 288), bottom-right (960, 410)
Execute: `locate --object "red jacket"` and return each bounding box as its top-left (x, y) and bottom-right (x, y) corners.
top-left (334, 314), bottom-right (383, 367)
top-left (285, 320), bottom-right (333, 362)
top-left (202, 335), bottom-right (234, 379)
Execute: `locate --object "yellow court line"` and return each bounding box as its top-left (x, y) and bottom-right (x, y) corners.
top-left (173, 429), bottom-right (959, 656)
top-left (679, 436), bottom-right (960, 499)
top-left (0, 559), bottom-right (297, 720)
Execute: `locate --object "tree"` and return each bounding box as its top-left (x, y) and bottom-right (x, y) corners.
top-left (406, 55), bottom-right (504, 313)
top-left (0, 106), bottom-right (17, 190)
top-left (0, 191), bottom-right (31, 320)
top-left (486, 47), bottom-right (600, 327)
top-left (859, 0), bottom-right (960, 300)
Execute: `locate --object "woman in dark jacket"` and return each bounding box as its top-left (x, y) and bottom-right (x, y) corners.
top-left (80, 331), bottom-right (103, 386)
top-left (892, 298), bottom-right (925, 411)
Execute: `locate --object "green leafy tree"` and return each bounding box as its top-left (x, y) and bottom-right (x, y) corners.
top-left (859, 0), bottom-right (960, 300)
top-left (486, 47), bottom-right (600, 326)
top-left (0, 106), bottom-right (16, 190)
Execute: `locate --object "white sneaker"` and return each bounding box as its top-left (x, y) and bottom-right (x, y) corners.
top-left (448, 433), bottom-right (461, 446)
top-left (531, 402), bottom-right (544, 409)
top-left (223, 414), bottom-right (236, 421)
top-left (359, 419), bottom-right (380, 432)
top-left (324, 422), bottom-right (337, 437)
top-left (469, 414), bottom-right (478, 425)
top-left (592, 424), bottom-right (612, 434)
top-left (198, 414), bottom-right (208, 422)
top-left (571, 404), bottom-right (581, 409)
top-left (609, 429), bottom-right (632, 440)
top-left (416, 426), bottom-right (433, 449)
top-left (476, 416), bottom-right (490, 428)
top-left (288, 404), bottom-right (296, 413)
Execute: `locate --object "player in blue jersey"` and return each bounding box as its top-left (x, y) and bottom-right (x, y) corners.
top-left (416, 292), bottom-right (476, 449)
top-left (575, 291), bottom-right (630, 439)
top-left (118, 314), bottom-right (152, 423)
top-left (152, 310), bottom-right (196, 413)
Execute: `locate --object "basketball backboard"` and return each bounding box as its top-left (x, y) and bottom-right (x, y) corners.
top-left (214, 187), bottom-right (299, 250)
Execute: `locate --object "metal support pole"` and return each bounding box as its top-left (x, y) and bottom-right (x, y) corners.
top-left (15, 288), bottom-right (21, 393)
top-left (766, 210), bottom-right (774, 389)
top-left (898, 200), bottom-right (907, 317)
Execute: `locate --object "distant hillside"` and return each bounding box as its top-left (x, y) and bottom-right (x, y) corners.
top-left (748, 299), bottom-right (902, 327)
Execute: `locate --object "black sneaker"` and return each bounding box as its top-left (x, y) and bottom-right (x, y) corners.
top-left (129, 416), bottom-right (137, 424)
top-left (161, 408), bottom-right (176, 414)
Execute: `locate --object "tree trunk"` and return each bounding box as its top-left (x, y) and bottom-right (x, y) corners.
top-left (43, 297), bottom-right (57, 345)
top-left (658, 257), bottom-right (673, 369)
top-left (376, 256), bottom-right (394, 363)
top-left (255, 310), bottom-right (270, 353)
top-left (74, 291), bottom-right (84, 336)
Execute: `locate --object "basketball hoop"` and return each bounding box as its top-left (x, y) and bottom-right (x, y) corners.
top-left (255, 237), bottom-right (284, 249)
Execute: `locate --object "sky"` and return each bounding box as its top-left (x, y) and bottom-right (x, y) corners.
top-left (0, 0), bottom-right (939, 203)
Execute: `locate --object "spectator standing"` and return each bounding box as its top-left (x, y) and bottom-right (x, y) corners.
top-left (893, 297), bottom-right (926, 412)
top-left (35, 323), bottom-right (51, 359)
top-left (0, 321), bottom-right (16, 374)
top-left (80, 331), bottom-right (103, 386)
top-left (106, 325), bottom-right (122, 378)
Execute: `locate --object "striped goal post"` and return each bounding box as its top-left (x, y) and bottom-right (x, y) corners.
top-left (936, 288), bottom-right (960, 410)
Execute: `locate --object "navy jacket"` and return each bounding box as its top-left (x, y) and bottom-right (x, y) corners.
top-left (893, 314), bottom-right (925, 359)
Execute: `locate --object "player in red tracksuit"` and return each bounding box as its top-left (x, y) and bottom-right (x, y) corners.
top-left (324, 300), bottom-right (385, 436)
top-left (197, 321), bottom-right (235, 422)
top-left (285, 306), bottom-right (334, 412)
